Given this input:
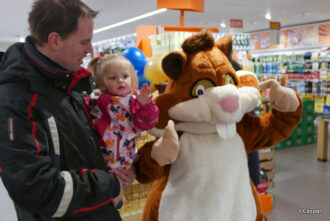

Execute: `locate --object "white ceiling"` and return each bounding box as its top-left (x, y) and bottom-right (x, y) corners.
top-left (0, 0), bottom-right (330, 51)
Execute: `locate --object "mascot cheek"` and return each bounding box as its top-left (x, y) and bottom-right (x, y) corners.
top-left (238, 87), bottom-right (260, 113)
top-left (168, 97), bottom-right (211, 122)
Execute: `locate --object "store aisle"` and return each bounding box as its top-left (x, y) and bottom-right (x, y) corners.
top-left (265, 143), bottom-right (330, 221)
top-left (1, 142), bottom-right (329, 221)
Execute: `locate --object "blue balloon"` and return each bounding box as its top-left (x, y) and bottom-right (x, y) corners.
top-left (136, 68), bottom-right (144, 76)
top-left (138, 74), bottom-right (150, 89)
top-left (122, 47), bottom-right (147, 71)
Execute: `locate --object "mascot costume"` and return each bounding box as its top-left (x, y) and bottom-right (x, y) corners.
top-left (135, 32), bottom-right (303, 221)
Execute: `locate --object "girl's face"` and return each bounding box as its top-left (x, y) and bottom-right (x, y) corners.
top-left (101, 60), bottom-right (132, 96)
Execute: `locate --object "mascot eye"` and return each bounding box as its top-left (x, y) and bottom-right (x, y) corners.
top-left (224, 74), bottom-right (236, 85)
top-left (191, 79), bottom-right (216, 97)
top-left (196, 85), bottom-right (205, 96)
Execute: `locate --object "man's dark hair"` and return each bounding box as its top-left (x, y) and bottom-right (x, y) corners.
top-left (28, 0), bottom-right (99, 45)
top-left (0, 52), bottom-right (4, 61)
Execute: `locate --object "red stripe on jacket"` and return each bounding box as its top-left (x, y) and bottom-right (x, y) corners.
top-left (24, 48), bottom-right (56, 75)
top-left (77, 169), bottom-right (99, 178)
top-left (82, 102), bottom-right (95, 129)
top-left (32, 122), bottom-right (41, 155)
top-left (74, 168), bottom-right (114, 214)
top-left (28, 93), bottom-right (39, 119)
top-left (73, 198), bottom-right (114, 214)
top-left (66, 67), bottom-right (92, 96)
top-left (28, 93), bottom-right (41, 155)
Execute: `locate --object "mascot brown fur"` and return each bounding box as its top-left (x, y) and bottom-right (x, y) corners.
top-left (135, 32), bottom-right (302, 221)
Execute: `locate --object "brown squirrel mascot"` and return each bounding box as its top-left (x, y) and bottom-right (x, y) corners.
top-left (135, 32), bottom-right (303, 221)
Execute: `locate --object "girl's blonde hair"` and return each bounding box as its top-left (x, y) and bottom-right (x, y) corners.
top-left (88, 54), bottom-right (138, 92)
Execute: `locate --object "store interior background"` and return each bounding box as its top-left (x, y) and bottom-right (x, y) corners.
top-left (1, 0), bottom-right (330, 50)
top-left (1, 0), bottom-right (330, 221)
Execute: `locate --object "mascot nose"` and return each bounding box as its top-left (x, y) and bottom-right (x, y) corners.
top-left (220, 96), bottom-right (239, 112)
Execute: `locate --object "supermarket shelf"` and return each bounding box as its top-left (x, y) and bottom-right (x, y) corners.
top-left (250, 45), bottom-right (330, 55)
top-left (305, 59), bottom-right (330, 63)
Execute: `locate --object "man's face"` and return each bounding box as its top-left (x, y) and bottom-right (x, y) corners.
top-left (56, 16), bottom-right (94, 72)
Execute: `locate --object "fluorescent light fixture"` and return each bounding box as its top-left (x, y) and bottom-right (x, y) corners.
top-left (94, 8), bottom-right (168, 34)
top-left (265, 13), bottom-right (271, 20)
top-left (220, 22), bottom-right (226, 28)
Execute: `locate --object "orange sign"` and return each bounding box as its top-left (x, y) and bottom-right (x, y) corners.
top-left (250, 32), bottom-right (278, 50)
top-left (157, 0), bottom-right (204, 12)
top-left (319, 24), bottom-right (330, 45)
top-left (230, 19), bottom-right (243, 28)
top-left (269, 22), bottom-right (281, 30)
top-left (282, 25), bottom-right (318, 48)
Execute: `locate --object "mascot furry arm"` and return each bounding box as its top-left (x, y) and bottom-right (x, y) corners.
top-left (135, 32), bottom-right (303, 221)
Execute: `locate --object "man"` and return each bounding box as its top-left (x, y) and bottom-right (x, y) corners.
top-left (0, 0), bottom-right (134, 220)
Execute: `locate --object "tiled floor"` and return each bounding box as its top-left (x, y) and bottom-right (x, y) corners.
top-left (265, 143), bottom-right (330, 221)
top-left (1, 143), bottom-right (329, 221)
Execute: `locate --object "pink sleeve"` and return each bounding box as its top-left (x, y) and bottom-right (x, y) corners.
top-left (131, 98), bottom-right (159, 130)
top-left (94, 93), bottom-right (112, 147)
top-left (97, 93), bottom-right (111, 115)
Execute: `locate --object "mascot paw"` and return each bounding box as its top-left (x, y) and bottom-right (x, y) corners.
top-left (259, 79), bottom-right (300, 112)
top-left (151, 120), bottom-right (179, 166)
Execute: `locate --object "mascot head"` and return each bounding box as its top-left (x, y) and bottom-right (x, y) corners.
top-left (151, 32), bottom-right (260, 139)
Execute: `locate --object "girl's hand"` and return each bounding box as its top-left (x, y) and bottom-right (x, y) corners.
top-left (113, 166), bottom-right (136, 189)
top-left (136, 83), bottom-right (152, 105)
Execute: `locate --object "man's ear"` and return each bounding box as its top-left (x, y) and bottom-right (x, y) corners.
top-left (48, 32), bottom-right (61, 50)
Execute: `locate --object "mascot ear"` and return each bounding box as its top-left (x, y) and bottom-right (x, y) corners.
top-left (236, 70), bottom-right (259, 89)
top-left (215, 35), bottom-right (233, 61)
top-left (162, 51), bottom-right (187, 80)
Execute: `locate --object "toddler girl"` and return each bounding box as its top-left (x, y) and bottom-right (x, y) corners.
top-left (88, 54), bottom-right (159, 208)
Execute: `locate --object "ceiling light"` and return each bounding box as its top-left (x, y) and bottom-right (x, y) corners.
top-left (265, 13), bottom-right (271, 20)
top-left (220, 22), bottom-right (226, 28)
top-left (94, 8), bottom-right (168, 34)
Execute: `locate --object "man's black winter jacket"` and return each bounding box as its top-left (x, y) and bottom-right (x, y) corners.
top-left (0, 37), bottom-right (122, 221)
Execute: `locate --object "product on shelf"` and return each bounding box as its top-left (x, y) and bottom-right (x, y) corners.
top-left (251, 48), bottom-right (330, 98)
